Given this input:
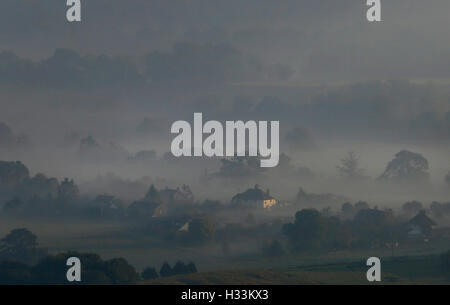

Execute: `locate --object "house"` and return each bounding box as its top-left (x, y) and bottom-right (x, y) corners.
top-left (231, 185), bottom-right (277, 209)
top-left (406, 210), bottom-right (436, 238)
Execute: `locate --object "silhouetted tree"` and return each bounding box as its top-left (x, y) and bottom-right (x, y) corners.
top-left (0, 261), bottom-right (31, 284)
top-left (0, 161), bottom-right (29, 187)
top-left (341, 202), bottom-right (354, 217)
top-left (354, 201), bottom-right (370, 211)
top-left (402, 201), bottom-right (423, 216)
top-left (58, 178), bottom-right (79, 202)
top-left (188, 217), bottom-right (216, 244)
top-left (144, 184), bottom-right (161, 203)
top-left (172, 261), bottom-right (189, 275)
top-left (31, 252), bottom-right (137, 285)
top-left (336, 151), bottom-right (366, 180)
top-left (141, 267), bottom-right (159, 280)
top-left (160, 262), bottom-right (173, 277)
top-left (216, 156), bottom-right (263, 178)
top-left (282, 209), bottom-right (324, 251)
top-left (430, 201), bottom-right (450, 219)
top-left (0, 229), bottom-right (46, 265)
top-left (104, 258), bottom-right (138, 285)
top-left (1, 228), bottom-right (37, 249)
top-left (378, 150), bottom-right (429, 183)
top-left (186, 262), bottom-right (197, 274)
top-left (2, 197), bottom-right (25, 214)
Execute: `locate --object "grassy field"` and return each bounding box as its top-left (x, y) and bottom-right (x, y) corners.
top-left (1, 217), bottom-right (449, 284)
top-left (140, 269), bottom-right (399, 285)
top-left (141, 255), bottom-right (450, 285)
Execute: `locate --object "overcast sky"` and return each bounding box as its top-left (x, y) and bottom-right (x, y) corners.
top-left (0, 0), bottom-right (449, 82)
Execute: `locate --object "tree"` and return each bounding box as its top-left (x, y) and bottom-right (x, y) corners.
top-left (295, 187), bottom-right (308, 201)
top-left (0, 261), bottom-right (32, 284)
top-left (104, 258), bottom-right (138, 285)
top-left (160, 262), bottom-right (173, 277)
top-left (188, 217), bottom-right (216, 244)
top-left (378, 150), bottom-right (429, 183)
top-left (402, 201), bottom-right (423, 216)
top-left (22, 173), bottom-right (59, 199)
top-left (353, 209), bottom-right (393, 227)
top-left (141, 267), bottom-right (158, 280)
top-left (2, 197), bottom-right (25, 214)
top-left (144, 184), bottom-right (161, 203)
top-left (282, 209), bottom-right (324, 251)
top-left (186, 262), bottom-right (197, 274)
top-left (352, 209), bottom-right (395, 248)
top-left (172, 261), bottom-right (189, 275)
top-left (0, 229), bottom-right (46, 265)
top-left (31, 254), bottom-right (73, 284)
top-left (336, 151), bottom-right (366, 180)
top-left (354, 201), bottom-right (370, 212)
top-left (430, 201), bottom-right (450, 219)
top-left (340, 202), bottom-right (355, 220)
top-left (31, 252), bottom-right (137, 285)
top-left (1, 228), bottom-right (37, 250)
top-left (216, 156), bottom-right (263, 178)
top-left (0, 161), bottom-right (29, 187)
top-left (58, 178), bottom-right (79, 202)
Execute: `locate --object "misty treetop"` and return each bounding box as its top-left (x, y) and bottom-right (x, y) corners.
top-left (0, 49), bottom-right (143, 88)
top-left (0, 228), bottom-right (47, 265)
top-left (0, 43), bottom-right (291, 89)
top-left (378, 150), bottom-right (430, 184)
top-left (282, 206), bottom-right (439, 252)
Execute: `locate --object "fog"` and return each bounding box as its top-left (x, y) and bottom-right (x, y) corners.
top-left (0, 1), bottom-right (450, 234)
